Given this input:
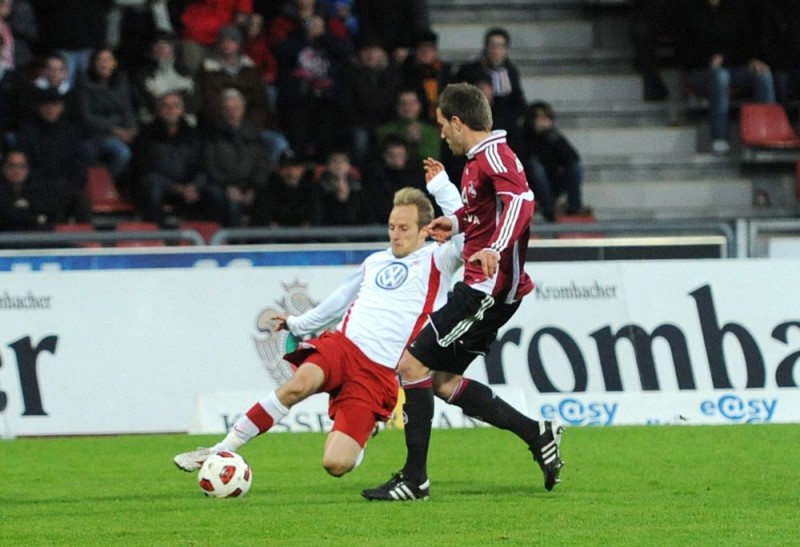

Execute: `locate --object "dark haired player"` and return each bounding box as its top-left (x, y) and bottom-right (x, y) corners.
top-left (363, 83), bottom-right (563, 501)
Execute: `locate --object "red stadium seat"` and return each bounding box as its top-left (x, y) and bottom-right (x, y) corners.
top-left (85, 166), bottom-right (135, 214)
top-left (556, 210), bottom-right (602, 239)
top-left (54, 223), bottom-right (101, 248)
top-left (115, 221), bottom-right (165, 247)
top-left (178, 220), bottom-right (222, 245)
top-left (739, 103), bottom-right (800, 149)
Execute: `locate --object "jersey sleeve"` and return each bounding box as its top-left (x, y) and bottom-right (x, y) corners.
top-left (286, 266), bottom-right (364, 336)
top-left (433, 234), bottom-right (464, 275)
top-left (427, 170), bottom-right (462, 216)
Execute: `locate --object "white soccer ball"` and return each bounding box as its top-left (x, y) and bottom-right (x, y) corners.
top-left (197, 451), bottom-right (253, 498)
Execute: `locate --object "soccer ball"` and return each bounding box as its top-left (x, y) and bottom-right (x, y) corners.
top-left (197, 451), bottom-right (253, 498)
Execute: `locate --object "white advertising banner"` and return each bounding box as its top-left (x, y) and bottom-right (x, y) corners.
top-left (1, 253), bottom-right (799, 437)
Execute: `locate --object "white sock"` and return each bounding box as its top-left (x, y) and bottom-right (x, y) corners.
top-left (212, 391), bottom-right (289, 452)
top-left (353, 448), bottom-right (365, 470)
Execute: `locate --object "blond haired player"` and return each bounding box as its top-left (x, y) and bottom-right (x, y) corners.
top-left (175, 180), bottom-right (462, 477)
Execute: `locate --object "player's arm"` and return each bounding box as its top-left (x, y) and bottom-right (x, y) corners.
top-left (426, 164), bottom-right (462, 216)
top-left (486, 171), bottom-right (534, 256)
top-left (275, 267), bottom-right (364, 336)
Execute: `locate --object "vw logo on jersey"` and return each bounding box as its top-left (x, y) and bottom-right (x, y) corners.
top-left (375, 262), bottom-right (408, 290)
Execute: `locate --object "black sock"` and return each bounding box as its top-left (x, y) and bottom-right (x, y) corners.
top-left (401, 383), bottom-right (434, 484)
top-left (450, 379), bottom-right (539, 446)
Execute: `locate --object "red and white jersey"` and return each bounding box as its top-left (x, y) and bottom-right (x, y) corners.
top-left (449, 130), bottom-right (534, 303)
top-left (285, 176), bottom-right (463, 369)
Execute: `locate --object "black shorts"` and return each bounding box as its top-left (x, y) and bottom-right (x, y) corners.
top-left (407, 281), bottom-right (521, 375)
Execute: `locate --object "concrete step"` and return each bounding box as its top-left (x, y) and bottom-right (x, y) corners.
top-left (561, 126), bottom-right (699, 156)
top-left (521, 74), bottom-right (641, 103)
top-left (435, 21), bottom-right (594, 52)
top-left (582, 153), bottom-right (742, 182)
top-left (585, 178), bottom-right (753, 219)
top-left (444, 47), bottom-right (634, 75)
top-left (554, 101), bottom-right (678, 128)
top-left (584, 174), bottom-right (797, 220)
top-left (430, 0), bottom-right (587, 23)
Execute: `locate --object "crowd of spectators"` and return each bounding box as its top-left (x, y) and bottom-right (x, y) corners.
top-left (2, 0), bottom-right (798, 233)
top-left (0, 0), bottom-right (443, 231)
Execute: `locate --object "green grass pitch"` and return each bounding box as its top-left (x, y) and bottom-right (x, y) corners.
top-left (1, 424), bottom-right (798, 546)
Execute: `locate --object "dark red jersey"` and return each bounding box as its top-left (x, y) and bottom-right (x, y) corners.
top-left (452, 131), bottom-right (534, 303)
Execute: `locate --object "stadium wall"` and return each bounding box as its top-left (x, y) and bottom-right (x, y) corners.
top-left (0, 248), bottom-right (798, 438)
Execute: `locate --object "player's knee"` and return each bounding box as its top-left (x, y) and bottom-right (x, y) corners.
top-left (397, 356), bottom-right (426, 382)
top-left (322, 455), bottom-right (353, 477)
top-left (432, 372), bottom-right (461, 400)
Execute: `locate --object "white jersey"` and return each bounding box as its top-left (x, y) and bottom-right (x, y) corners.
top-left (286, 173), bottom-right (463, 369)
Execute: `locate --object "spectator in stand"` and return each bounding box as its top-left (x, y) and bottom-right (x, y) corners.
top-left (133, 91), bottom-right (226, 227)
top-left (0, 0), bottom-right (14, 71)
top-left (131, 31), bottom-right (195, 124)
top-left (77, 47), bottom-right (138, 191)
top-left (673, 0), bottom-right (776, 154)
top-left (341, 34), bottom-right (402, 168)
top-left (320, 0), bottom-right (358, 40)
top-left (195, 23), bottom-right (268, 130)
top-left (630, 0), bottom-right (672, 101)
top-left (4, 0), bottom-right (37, 72)
top-left (522, 101), bottom-right (590, 223)
top-left (361, 135), bottom-right (425, 224)
top-left (196, 23), bottom-right (288, 168)
top-left (203, 88), bottom-right (270, 227)
top-left (270, 0), bottom-right (353, 162)
top-left (178, 0), bottom-right (252, 75)
top-left (314, 149), bottom-right (368, 225)
top-left (11, 52), bottom-right (81, 136)
top-left (107, 0), bottom-right (174, 73)
top-left (243, 12), bottom-right (278, 116)
top-left (0, 31), bottom-right (15, 138)
top-left (455, 27), bottom-right (527, 155)
top-left (355, 0), bottom-right (429, 63)
top-left (754, 0), bottom-right (800, 115)
top-left (400, 29), bottom-right (451, 125)
top-left (376, 87), bottom-right (440, 165)
top-left (269, 0), bottom-right (350, 45)
top-left (250, 150), bottom-right (316, 227)
top-left (0, 149), bottom-right (51, 231)
top-left (29, 0), bottom-right (109, 83)
top-left (16, 88), bottom-right (91, 223)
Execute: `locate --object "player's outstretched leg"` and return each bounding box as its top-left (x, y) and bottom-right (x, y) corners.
top-left (446, 378), bottom-right (565, 490)
top-left (173, 390), bottom-right (290, 471)
top-left (174, 447), bottom-right (216, 472)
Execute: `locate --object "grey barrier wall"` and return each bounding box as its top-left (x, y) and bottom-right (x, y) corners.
top-left (6, 218), bottom-right (800, 260)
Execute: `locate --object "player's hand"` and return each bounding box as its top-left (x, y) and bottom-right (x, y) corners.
top-left (272, 313), bottom-right (289, 332)
top-left (426, 216), bottom-right (453, 243)
top-left (423, 158), bottom-right (445, 183)
top-left (469, 248), bottom-right (500, 278)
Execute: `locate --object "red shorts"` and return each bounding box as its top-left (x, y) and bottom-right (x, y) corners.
top-left (284, 331), bottom-right (399, 447)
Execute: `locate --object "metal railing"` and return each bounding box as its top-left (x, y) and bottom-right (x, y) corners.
top-left (0, 229), bottom-right (205, 248)
top-left (209, 219), bottom-right (737, 257)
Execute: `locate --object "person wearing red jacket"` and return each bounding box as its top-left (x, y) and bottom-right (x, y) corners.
top-left (179, 0), bottom-right (253, 74)
top-left (363, 83), bottom-right (564, 502)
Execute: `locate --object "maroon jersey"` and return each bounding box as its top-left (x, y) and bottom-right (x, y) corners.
top-left (452, 131), bottom-right (534, 303)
